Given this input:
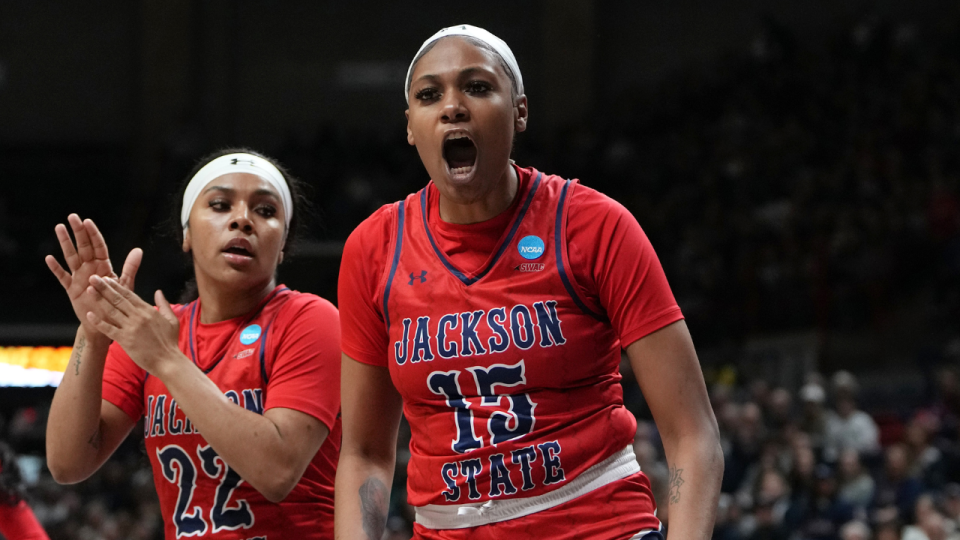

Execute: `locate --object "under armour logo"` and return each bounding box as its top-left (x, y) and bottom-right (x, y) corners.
top-left (230, 158), bottom-right (255, 166)
top-left (408, 270), bottom-right (427, 285)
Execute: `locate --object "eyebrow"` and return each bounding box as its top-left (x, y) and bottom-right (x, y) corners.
top-left (202, 186), bottom-right (280, 199)
top-left (412, 66), bottom-right (498, 87)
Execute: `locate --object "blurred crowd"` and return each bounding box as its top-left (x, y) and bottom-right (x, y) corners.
top-left (1, 11), bottom-right (959, 540)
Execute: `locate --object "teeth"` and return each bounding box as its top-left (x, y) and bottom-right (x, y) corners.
top-left (448, 132), bottom-right (470, 141)
top-left (450, 165), bottom-right (474, 175)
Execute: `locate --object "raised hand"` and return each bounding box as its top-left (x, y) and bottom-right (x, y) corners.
top-left (84, 277), bottom-right (182, 376)
top-left (45, 214), bottom-right (143, 341)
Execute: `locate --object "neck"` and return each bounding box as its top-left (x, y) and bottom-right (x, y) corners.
top-left (438, 163), bottom-right (518, 224)
top-left (194, 272), bottom-right (277, 323)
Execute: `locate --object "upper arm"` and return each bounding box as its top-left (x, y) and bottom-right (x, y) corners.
top-left (96, 399), bottom-right (137, 463)
top-left (566, 186), bottom-right (682, 346)
top-left (340, 354), bottom-right (403, 464)
top-left (338, 209), bottom-right (395, 367)
top-left (625, 321), bottom-right (717, 450)
top-left (265, 297), bottom-right (341, 431)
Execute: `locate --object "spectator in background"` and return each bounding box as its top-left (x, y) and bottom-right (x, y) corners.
top-left (906, 412), bottom-right (947, 489)
top-left (824, 371), bottom-right (881, 463)
top-left (800, 383), bottom-right (829, 452)
top-left (839, 520), bottom-right (871, 540)
top-left (783, 464), bottom-right (855, 540)
top-left (837, 448), bottom-right (876, 511)
top-left (874, 443), bottom-right (925, 523)
top-left (0, 442), bottom-right (49, 540)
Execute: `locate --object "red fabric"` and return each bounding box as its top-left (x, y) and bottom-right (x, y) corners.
top-left (101, 287), bottom-right (340, 539)
top-left (410, 473), bottom-right (661, 540)
top-left (0, 501), bottom-right (50, 540)
top-left (339, 165), bottom-right (682, 367)
top-left (102, 289), bottom-right (341, 430)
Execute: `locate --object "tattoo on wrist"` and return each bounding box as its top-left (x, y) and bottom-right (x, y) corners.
top-left (668, 465), bottom-right (684, 504)
top-left (87, 426), bottom-right (102, 451)
top-left (359, 477), bottom-right (388, 540)
top-left (74, 336), bottom-right (86, 376)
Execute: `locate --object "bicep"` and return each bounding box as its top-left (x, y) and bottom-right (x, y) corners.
top-left (263, 407), bottom-right (329, 462)
top-left (625, 321), bottom-right (717, 448)
top-left (97, 399), bottom-right (137, 459)
top-left (340, 354), bottom-right (403, 462)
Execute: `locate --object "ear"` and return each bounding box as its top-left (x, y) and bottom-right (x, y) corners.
top-left (182, 228), bottom-right (191, 253)
top-left (278, 251), bottom-right (284, 265)
top-left (514, 94), bottom-right (529, 133)
top-left (405, 109), bottom-right (416, 146)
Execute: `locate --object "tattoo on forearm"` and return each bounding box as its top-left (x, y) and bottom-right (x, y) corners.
top-left (359, 477), bottom-right (388, 540)
top-left (87, 426), bottom-right (102, 451)
top-left (668, 465), bottom-right (684, 504)
top-left (74, 336), bottom-right (86, 376)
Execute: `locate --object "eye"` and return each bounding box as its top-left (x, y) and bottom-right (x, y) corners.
top-left (465, 80), bottom-right (492, 95)
top-left (209, 199), bottom-right (229, 211)
top-left (414, 86), bottom-right (440, 102)
top-left (256, 204), bottom-right (277, 218)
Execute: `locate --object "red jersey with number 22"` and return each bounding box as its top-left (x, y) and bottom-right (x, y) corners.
top-left (103, 286), bottom-right (341, 540)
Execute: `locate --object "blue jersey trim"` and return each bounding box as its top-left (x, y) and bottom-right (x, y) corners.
top-left (259, 319), bottom-right (275, 385)
top-left (383, 202), bottom-right (405, 333)
top-left (187, 301), bottom-right (199, 363)
top-left (420, 172), bottom-right (543, 286)
top-left (198, 287), bottom-right (289, 375)
top-left (555, 179), bottom-right (606, 321)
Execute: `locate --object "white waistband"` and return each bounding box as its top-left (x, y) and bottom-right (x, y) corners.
top-left (414, 444), bottom-right (641, 530)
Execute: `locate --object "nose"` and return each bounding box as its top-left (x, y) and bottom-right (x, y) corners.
top-left (440, 93), bottom-right (469, 123)
top-left (230, 204), bottom-right (254, 233)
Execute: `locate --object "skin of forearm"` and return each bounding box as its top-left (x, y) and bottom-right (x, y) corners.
top-left (153, 353), bottom-right (310, 502)
top-left (46, 328), bottom-right (113, 483)
top-left (334, 453), bottom-right (396, 540)
top-left (662, 434), bottom-right (724, 540)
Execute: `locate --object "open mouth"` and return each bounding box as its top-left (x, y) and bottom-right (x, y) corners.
top-left (443, 133), bottom-right (477, 175)
top-left (223, 246), bottom-right (252, 257)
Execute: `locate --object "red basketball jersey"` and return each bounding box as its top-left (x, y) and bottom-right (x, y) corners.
top-left (105, 286), bottom-right (341, 540)
top-left (381, 172), bottom-right (642, 508)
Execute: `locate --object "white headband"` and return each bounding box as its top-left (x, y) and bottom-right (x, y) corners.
top-left (180, 153), bottom-right (292, 239)
top-left (405, 24), bottom-right (523, 101)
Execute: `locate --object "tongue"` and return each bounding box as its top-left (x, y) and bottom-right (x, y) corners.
top-left (446, 141), bottom-right (477, 169)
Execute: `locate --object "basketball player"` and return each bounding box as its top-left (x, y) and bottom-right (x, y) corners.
top-left (335, 25), bottom-right (723, 540)
top-left (45, 149), bottom-right (341, 539)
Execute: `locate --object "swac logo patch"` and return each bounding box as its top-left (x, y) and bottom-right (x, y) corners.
top-left (240, 325), bottom-right (262, 345)
top-left (518, 235), bottom-right (545, 260)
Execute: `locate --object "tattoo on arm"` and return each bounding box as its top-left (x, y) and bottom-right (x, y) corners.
top-left (359, 477), bottom-right (388, 540)
top-left (87, 425), bottom-right (102, 451)
top-left (74, 336), bottom-right (86, 376)
top-left (668, 465), bottom-right (684, 504)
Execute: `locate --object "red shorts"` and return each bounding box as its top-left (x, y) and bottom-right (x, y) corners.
top-left (412, 473), bottom-right (663, 540)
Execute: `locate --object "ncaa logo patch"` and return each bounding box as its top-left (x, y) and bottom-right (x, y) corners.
top-left (240, 324), bottom-right (262, 345)
top-left (517, 235), bottom-right (545, 260)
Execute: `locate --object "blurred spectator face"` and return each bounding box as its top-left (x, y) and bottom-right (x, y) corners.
top-left (839, 520), bottom-right (871, 540)
top-left (875, 522), bottom-right (901, 540)
top-left (758, 468), bottom-right (788, 501)
top-left (815, 464), bottom-right (838, 497)
top-left (920, 511), bottom-right (949, 540)
top-left (944, 484), bottom-right (960, 519)
top-left (885, 444), bottom-right (910, 480)
top-left (768, 387), bottom-right (793, 422)
top-left (838, 449), bottom-right (862, 480)
top-left (914, 494), bottom-right (938, 523)
top-left (836, 395), bottom-right (857, 418)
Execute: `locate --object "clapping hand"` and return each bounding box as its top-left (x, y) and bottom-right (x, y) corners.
top-left (84, 277), bottom-right (182, 376)
top-left (45, 214), bottom-right (142, 344)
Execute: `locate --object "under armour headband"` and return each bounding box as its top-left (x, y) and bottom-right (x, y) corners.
top-left (180, 153), bottom-right (292, 239)
top-left (405, 24), bottom-right (523, 101)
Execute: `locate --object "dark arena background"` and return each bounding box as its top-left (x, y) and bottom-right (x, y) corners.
top-left (2, 1), bottom-right (960, 539)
